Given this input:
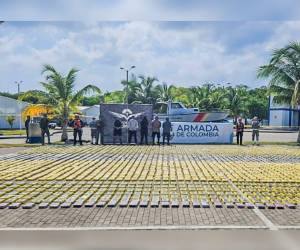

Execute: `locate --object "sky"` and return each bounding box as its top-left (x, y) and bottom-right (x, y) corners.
top-left (1, 1), bottom-right (300, 93)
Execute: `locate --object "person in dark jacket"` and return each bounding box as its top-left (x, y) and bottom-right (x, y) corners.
top-left (162, 117), bottom-right (172, 145)
top-left (236, 117), bottom-right (245, 145)
top-left (40, 114), bottom-right (50, 145)
top-left (71, 114), bottom-right (84, 145)
top-left (95, 117), bottom-right (104, 145)
top-left (140, 116), bottom-right (149, 145)
top-left (113, 118), bottom-right (122, 144)
top-left (25, 115), bottom-right (30, 143)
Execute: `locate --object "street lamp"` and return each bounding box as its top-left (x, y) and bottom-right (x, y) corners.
top-left (15, 81), bottom-right (22, 95)
top-left (120, 65), bottom-right (136, 104)
top-left (15, 81), bottom-right (23, 131)
top-left (120, 66), bottom-right (136, 144)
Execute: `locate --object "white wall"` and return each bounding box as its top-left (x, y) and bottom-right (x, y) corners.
top-left (0, 96), bottom-right (29, 129)
top-left (269, 110), bottom-right (284, 127)
top-left (269, 109), bottom-right (300, 127)
top-left (80, 105), bottom-right (100, 124)
top-left (269, 96), bottom-right (300, 127)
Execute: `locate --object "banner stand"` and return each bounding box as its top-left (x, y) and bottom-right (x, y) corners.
top-left (167, 122), bottom-right (233, 144)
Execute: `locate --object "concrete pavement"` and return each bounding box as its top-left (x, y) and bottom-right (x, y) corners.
top-left (0, 128), bottom-right (298, 145)
top-left (0, 145), bottom-right (299, 230)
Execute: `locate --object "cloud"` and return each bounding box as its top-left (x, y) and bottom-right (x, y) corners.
top-left (0, 33), bottom-right (24, 53)
top-left (1, 21), bottom-right (300, 94)
top-left (1, 0), bottom-right (300, 21)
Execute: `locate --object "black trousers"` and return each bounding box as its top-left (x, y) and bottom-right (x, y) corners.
top-left (26, 128), bottom-right (29, 142)
top-left (41, 129), bottom-right (50, 145)
top-left (128, 130), bottom-right (137, 144)
top-left (163, 132), bottom-right (171, 145)
top-left (236, 131), bottom-right (243, 145)
top-left (74, 129), bottom-right (83, 145)
top-left (152, 132), bottom-right (160, 144)
top-left (140, 130), bottom-right (148, 144)
top-left (91, 129), bottom-right (97, 144)
top-left (95, 130), bottom-right (104, 145)
top-left (252, 130), bottom-right (259, 142)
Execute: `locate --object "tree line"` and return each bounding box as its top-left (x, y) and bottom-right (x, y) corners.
top-left (1, 78), bottom-right (269, 121)
top-left (0, 42), bottom-right (299, 142)
top-left (0, 80), bottom-right (269, 122)
top-left (82, 81), bottom-right (269, 122)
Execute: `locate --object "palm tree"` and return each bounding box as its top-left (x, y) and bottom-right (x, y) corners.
top-left (189, 84), bottom-right (215, 110)
top-left (6, 115), bottom-right (15, 129)
top-left (156, 83), bottom-right (175, 102)
top-left (121, 75), bottom-right (159, 104)
top-left (209, 88), bottom-right (227, 110)
top-left (20, 64), bottom-right (100, 141)
top-left (257, 42), bottom-right (300, 142)
top-left (121, 74), bottom-right (140, 104)
top-left (137, 75), bottom-right (158, 104)
top-left (225, 85), bottom-right (248, 123)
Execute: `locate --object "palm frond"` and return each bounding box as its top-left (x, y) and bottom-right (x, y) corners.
top-left (18, 90), bottom-right (57, 105)
top-left (41, 64), bottom-right (59, 76)
top-left (257, 42), bottom-right (300, 107)
top-left (70, 84), bottom-right (101, 105)
top-left (65, 68), bottom-right (79, 97)
top-left (41, 65), bottom-right (67, 99)
top-left (291, 80), bottom-right (300, 107)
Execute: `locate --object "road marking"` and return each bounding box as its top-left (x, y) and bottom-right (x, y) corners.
top-left (214, 157), bottom-right (279, 231)
top-left (229, 179), bottom-right (277, 230)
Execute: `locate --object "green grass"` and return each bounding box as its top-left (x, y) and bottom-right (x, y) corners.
top-left (0, 129), bottom-right (26, 136)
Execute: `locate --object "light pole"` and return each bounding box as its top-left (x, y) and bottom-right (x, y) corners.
top-left (15, 81), bottom-right (22, 95)
top-left (120, 65), bottom-right (135, 104)
top-left (15, 81), bottom-right (23, 131)
top-left (120, 66), bottom-right (136, 144)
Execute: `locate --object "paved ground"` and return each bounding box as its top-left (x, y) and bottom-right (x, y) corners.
top-left (0, 206), bottom-right (265, 228)
top-left (1, 230), bottom-right (300, 250)
top-left (0, 144), bottom-right (299, 230)
top-left (0, 147), bottom-right (28, 155)
top-left (0, 128), bottom-right (298, 145)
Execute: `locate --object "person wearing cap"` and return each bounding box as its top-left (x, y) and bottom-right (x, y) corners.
top-left (89, 117), bottom-right (97, 145)
top-left (162, 117), bottom-right (172, 145)
top-left (113, 118), bottom-right (123, 144)
top-left (151, 116), bottom-right (161, 145)
top-left (140, 116), bottom-right (149, 145)
top-left (95, 117), bottom-right (104, 145)
top-left (251, 116), bottom-right (260, 145)
top-left (236, 117), bottom-right (244, 145)
top-left (40, 113), bottom-right (50, 145)
top-left (71, 114), bottom-right (84, 145)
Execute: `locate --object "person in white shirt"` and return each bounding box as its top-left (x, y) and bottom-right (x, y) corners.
top-left (127, 117), bottom-right (138, 144)
top-left (251, 116), bottom-right (260, 145)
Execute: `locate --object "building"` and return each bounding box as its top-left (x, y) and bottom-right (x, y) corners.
top-left (0, 95), bottom-right (29, 129)
top-left (268, 96), bottom-right (300, 127)
top-left (77, 105), bottom-right (100, 124)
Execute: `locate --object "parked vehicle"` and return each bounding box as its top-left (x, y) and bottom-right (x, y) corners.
top-left (154, 101), bottom-right (229, 122)
top-left (48, 122), bottom-right (57, 129)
